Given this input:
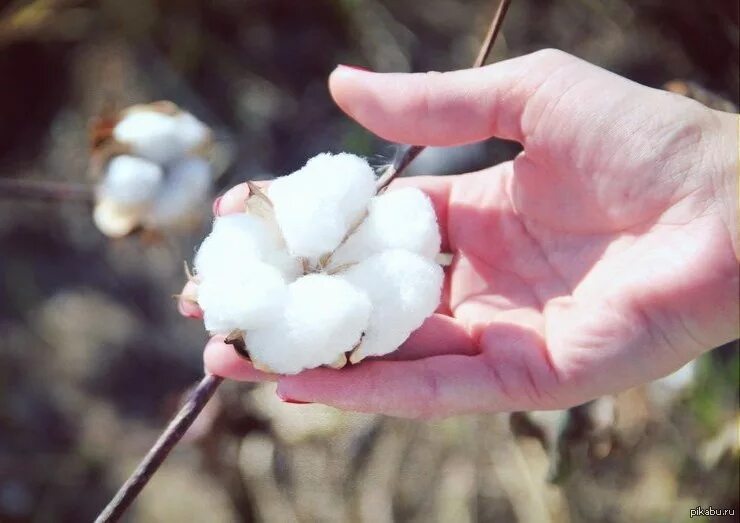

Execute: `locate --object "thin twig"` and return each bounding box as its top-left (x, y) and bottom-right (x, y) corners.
top-left (94, 2), bottom-right (514, 520)
top-left (375, 0), bottom-right (512, 192)
top-left (94, 374), bottom-right (223, 523)
top-left (473, 0), bottom-right (512, 68)
top-left (0, 178), bottom-right (94, 202)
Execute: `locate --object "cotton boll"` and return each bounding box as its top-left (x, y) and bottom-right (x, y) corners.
top-left (329, 187), bottom-right (440, 267)
top-left (343, 249), bottom-right (443, 361)
top-left (245, 274), bottom-right (371, 374)
top-left (144, 157), bottom-right (212, 230)
top-left (198, 261), bottom-right (288, 334)
top-left (113, 110), bottom-right (182, 164)
top-left (98, 155), bottom-right (164, 206)
top-left (93, 199), bottom-right (142, 238)
top-left (268, 153), bottom-right (376, 258)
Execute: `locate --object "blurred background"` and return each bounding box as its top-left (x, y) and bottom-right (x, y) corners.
top-left (0, 0), bottom-right (738, 521)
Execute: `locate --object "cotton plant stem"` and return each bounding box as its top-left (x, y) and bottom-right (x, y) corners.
top-left (94, 374), bottom-right (223, 523)
top-left (375, 0), bottom-right (512, 192)
top-left (94, 2), bottom-right (513, 521)
top-left (473, 0), bottom-right (511, 68)
top-left (0, 178), bottom-right (94, 202)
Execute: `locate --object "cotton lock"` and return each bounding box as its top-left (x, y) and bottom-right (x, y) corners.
top-left (193, 152), bottom-right (444, 374)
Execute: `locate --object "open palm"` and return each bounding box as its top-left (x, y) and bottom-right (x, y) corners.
top-left (192, 50), bottom-right (738, 418)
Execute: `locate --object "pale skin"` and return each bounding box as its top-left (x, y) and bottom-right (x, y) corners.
top-left (179, 49), bottom-right (739, 419)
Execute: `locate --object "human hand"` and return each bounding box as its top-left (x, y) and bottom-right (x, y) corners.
top-left (182, 49), bottom-right (739, 418)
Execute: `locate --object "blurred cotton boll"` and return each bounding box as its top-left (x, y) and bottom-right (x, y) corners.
top-left (98, 155), bottom-right (164, 206)
top-left (192, 152), bottom-right (444, 374)
top-left (92, 155), bottom-right (166, 237)
top-left (112, 103), bottom-right (212, 165)
top-left (144, 157), bottom-right (212, 231)
top-left (91, 101), bottom-right (216, 238)
top-left (92, 199), bottom-right (143, 238)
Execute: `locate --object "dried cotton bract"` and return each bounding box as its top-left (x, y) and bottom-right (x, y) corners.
top-left (91, 102), bottom-right (215, 238)
top-left (193, 152), bottom-right (443, 374)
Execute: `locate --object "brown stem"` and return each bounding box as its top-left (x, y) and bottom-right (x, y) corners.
top-left (375, 0), bottom-right (512, 192)
top-left (94, 2), bottom-right (513, 520)
top-left (473, 0), bottom-right (512, 68)
top-left (94, 374), bottom-right (223, 523)
top-left (0, 178), bottom-right (94, 203)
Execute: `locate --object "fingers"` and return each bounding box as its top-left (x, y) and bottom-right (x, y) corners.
top-left (377, 313), bottom-right (476, 361)
top-left (178, 279), bottom-right (202, 319)
top-left (276, 354), bottom-right (518, 418)
top-left (202, 312), bottom-right (475, 379)
top-left (213, 180), bottom-right (271, 217)
top-left (329, 49), bottom-right (576, 146)
top-left (213, 182), bottom-right (249, 216)
top-left (202, 313), bottom-right (474, 388)
top-left (204, 336), bottom-right (278, 382)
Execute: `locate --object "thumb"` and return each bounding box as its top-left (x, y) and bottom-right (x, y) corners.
top-left (329, 49), bottom-right (575, 146)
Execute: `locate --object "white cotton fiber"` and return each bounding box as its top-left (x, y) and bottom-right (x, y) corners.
top-left (98, 155), bottom-right (164, 206)
top-left (342, 249), bottom-right (443, 361)
top-left (329, 187), bottom-right (440, 267)
top-left (113, 109), bottom-right (210, 165)
top-left (195, 213), bottom-right (300, 281)
top-left (144, 157), bottom-right (211, 229)
top-left (245, 274), bottom-right (371, 374)
top-left (198, 260), bottom-right (288, 333)
top-left (268, 153), bottom-right (376, 258)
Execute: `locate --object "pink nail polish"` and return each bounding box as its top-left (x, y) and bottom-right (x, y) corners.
top-left (212, 196), bottom-right (222, 216)
top-left (277, 390), bottom-right (312, 404)
top-left (338, 64), bottom-right (371, 72)
top-left (178, 301), bottom-right (202, 319)
top-left (282, 398), bottom-right (312, 405)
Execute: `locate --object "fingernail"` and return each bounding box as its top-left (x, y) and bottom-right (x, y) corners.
top-left (178, 300), bottom-right (202, 319)
top-left (212, 196), bottom-right (222, 216)
top-left (338, 64), bottom-right (371, 72)
top-left (276, 390), bottom-right (312, 404)
top-left (282, 398), bottom-right (312, 404)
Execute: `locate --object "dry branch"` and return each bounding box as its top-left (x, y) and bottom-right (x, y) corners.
top-left (0, 178), bottom-right (94, 202)
top-left (94, 374), bottom-right (223, 523)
